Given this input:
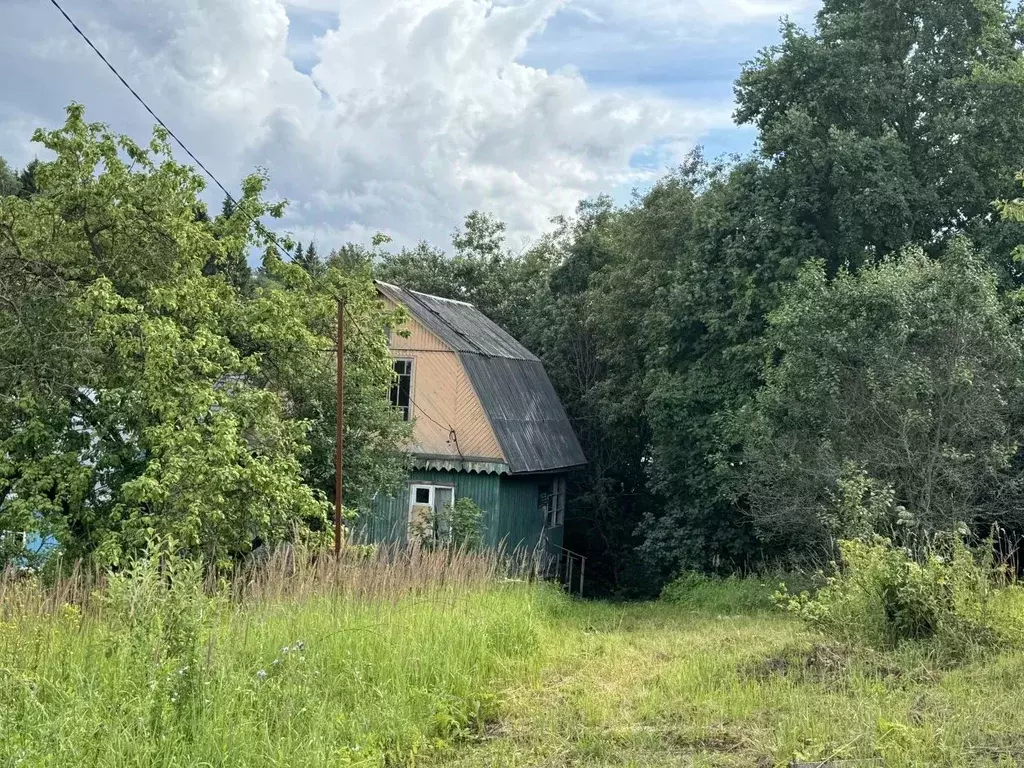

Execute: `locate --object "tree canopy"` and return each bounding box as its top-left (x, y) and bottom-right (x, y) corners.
top-left (8, 0), bottom-right (1024, 590)
top-left (376, 0), bottom-right (1024, 593)
top-left (0, 106), bottom-right (409, 568)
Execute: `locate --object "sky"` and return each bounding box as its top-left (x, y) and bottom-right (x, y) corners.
top-left (0, 0), bottom-right (818, 252)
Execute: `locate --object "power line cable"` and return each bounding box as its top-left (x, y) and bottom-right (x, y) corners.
top-left (47, 0), bottom-right (294, 257)
top-left (49, 0), bottom-right (465, 460)
top-left (342, 312), bottom-right (463, 456)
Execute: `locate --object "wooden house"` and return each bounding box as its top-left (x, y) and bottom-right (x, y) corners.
top-left (360, 281), bottom-right (586, 555)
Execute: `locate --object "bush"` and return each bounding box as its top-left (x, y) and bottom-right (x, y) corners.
top-left (411, 498), bottom-right (486, 550)
top-left (661, 571), bottom-right (779, 614)
top-left (778, 535), bottom-right (1014, 659)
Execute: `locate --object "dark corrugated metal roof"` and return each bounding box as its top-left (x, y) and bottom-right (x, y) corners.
top-left (376, 280), bottom-right (586, 474)
top-left (460, 355), bottom-right (587, 474)
top-left (377, 281), bottom-right (538, 360)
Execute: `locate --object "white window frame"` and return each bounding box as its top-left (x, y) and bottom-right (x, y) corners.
top-left (408, 483), bottom-right (456, 541)
top-left (410, 484), bottom-right (434, 512)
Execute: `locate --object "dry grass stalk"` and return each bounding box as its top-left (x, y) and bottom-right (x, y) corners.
top-left (0, 542), bottom-right (544, 619)
top-left (230, 541), bottom-right (542, 605)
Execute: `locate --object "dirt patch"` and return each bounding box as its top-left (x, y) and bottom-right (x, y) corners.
top-left (745, 642), bottom-right (939, 690)
top-left (667, 726), bottom-right (747, 753)
top-left (965, 732), bottom-right (1024, 765)
top-left (745, 642), bottom-right (854, 684)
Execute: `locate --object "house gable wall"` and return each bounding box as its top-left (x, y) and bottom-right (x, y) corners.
top-left (383, 296), bottom-right (504, 462)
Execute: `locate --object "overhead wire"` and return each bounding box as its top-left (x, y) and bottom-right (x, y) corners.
top-left (49, 0), bottom-right (467, 462)
top-left (47, 0), bottom-right (295, 258)
top-left (341, 312), bottom-right (463, 456)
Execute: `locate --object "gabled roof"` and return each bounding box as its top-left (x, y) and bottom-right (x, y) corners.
top-left (376, 280), bottom-right (586, 475)
top-left (376, 281), bottom-right (538, 360)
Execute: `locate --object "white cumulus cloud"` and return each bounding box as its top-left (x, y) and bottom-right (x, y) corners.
top-left (579, 0), bottom-right (811, 26)
top-left (0, 0), bottom-right (747, 249)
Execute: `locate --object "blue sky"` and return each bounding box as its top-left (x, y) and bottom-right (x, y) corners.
top-left (0, 0), bottom-right (818, 250)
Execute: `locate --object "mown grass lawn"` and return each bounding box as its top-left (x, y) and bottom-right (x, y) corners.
top-left (444, 587), bottom-right (1024, 768)
top-left (4, 554), bottom-right (1024, 767)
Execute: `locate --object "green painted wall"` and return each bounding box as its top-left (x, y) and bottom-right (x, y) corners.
top-left (496, 476), bottom-right (546, 552)
top-left (362, 470), bottom-right (564, 555)
top-left (359, 470), bottom-right (499, 544)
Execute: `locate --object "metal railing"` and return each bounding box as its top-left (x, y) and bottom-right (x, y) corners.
top-left (549, 546), bottom-right (586, 597)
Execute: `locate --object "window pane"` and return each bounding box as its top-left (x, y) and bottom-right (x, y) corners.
top-left (539, 481), bottom-right (555, 528)
top-left (415, 487), bottom-right (431, 504)
top-left (389, 359), bottom-right (413, 421)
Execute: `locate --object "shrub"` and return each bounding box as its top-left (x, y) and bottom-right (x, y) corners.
top-left (661, 571), bottom-right (779, 614)
top-left (411, 497), bottom-right (486, 550)
top-left (777, 535), bottom-right (1013, 658)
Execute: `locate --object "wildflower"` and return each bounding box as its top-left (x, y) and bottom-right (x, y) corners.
top-left (281, 646), bottom-right (290, 654)
top-left (272, 658), bottom-right (281, 666)
top-left (296, 641), bottom-right (306, 651)
top-left (256, 669), bottom-right (267, 681)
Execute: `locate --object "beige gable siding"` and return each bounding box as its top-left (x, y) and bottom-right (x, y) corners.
top-left (384, 296), bottom-right (449, 352)
top-left (382, 295), bottom-right (504, 462)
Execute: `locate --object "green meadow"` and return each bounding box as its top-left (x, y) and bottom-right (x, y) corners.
top-left (3, 552), bottom-right (1024, 767)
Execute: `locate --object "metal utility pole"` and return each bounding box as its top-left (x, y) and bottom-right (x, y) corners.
top-left (334, 298), bottom-right (345, 557)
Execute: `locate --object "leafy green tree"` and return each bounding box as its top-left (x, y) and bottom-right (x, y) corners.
top-left (632, 0), bottom-right (1024, 575)
top-left (200, 198), bottom-right (252, 295)
top-left (376, 211), bottom-right (551, 342)
top-left (452, 210), bottom-right (506, 261)
top-left (0, 105), bottom-right (407, 567)
top-left (588, 156), bottom-right (786, 577)
top-left (741, 240), bottom-right (1024, 552)
top-left (0, 158), bottom-right (21, 197)
top-left (736, 0), bottom-right (1024, 275)
top-left (329, 243), bottom-right (373, 272)
top-left (523, 199), bottom-right (663, 593)
top-left (247, 248), bottom-right (412, 520)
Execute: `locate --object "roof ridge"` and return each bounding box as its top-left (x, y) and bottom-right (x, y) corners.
top-left (375, 279), bottom-right (476, 308)
top-left (399, 285), bottom-right (490, 357)
top-left (375, 279), bottom-right (537, 362)
top-left (408, 288), bottom-right (475, 307)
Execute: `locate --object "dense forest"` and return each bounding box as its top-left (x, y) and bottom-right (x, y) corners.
top-left (377, 0), bottom-right (1024, 593)
top-left (6, 0), bottom-right (1024, 595)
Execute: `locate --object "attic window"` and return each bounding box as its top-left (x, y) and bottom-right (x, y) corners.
top-left (390, 359), bottom-right (413, 421)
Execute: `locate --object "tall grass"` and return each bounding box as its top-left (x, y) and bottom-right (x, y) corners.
top-left (13, 550), bottom-right (1024, 767)
top-left (0, 544), bottom-right (556, 767)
